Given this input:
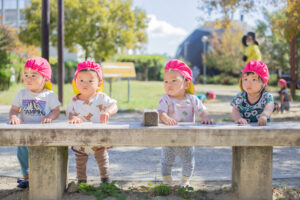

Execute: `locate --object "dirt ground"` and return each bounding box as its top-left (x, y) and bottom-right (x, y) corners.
top-left (1, 177), bottom-right (300, 200)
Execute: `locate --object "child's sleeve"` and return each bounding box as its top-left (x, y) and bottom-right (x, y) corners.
top-left (101, 94), bottom-right (117, 108)
top-left (11, 90), bottom-right (23, 108)
top-left (264, 92), bottom-right (274, 104)
top-left (192, 95), bottom-right (207, 117)
top-left (230, 93), bottom-right (242, 109)
top-left (157, 95), bottom-right (169, 113)
top-left (48, 91), bottom-right (61, 110)
top-left (66, 98), bottom-right (75, 118)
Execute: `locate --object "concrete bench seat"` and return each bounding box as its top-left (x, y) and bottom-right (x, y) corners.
top-left (1, 122), bottom-right (300, 200)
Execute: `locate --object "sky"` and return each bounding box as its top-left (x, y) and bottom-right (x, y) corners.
top-left (132, 0), bottom-right (271, 57)
top-left (1, 0), bottom-right (273, 57)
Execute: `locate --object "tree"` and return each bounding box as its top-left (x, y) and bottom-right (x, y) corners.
top-left (19, 0), bottom-right (148, 60)
top-left (270, 0), bottom-right (300, 95)
top-left (198, 0), bottom-right (300, 95)
top-left (255, 10), bottom-right (290, 73)
top-left (204, 21), bottom-right (244, 77)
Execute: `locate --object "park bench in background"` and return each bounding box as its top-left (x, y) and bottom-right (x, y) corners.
top-left (101, 62), bottom-right (136, 102)
top-left (1, 122), bottom-right (300, 200)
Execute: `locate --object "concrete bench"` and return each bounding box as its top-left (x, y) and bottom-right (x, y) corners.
top-left (1, 122), bottom-right (300, 200)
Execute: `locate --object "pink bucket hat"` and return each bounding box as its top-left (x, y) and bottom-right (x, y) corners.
top-left (24, 57), bottom-right (52, 90)
top-left (74, 60), bottom-right (102, 80)
top-left (278, 78), bottom-right (287, 86)
top-left (165, 59), bottom-right (195, 94)
top-left (242, 60), bottom-right (269, 85)
top-left (72, 60), bottom-right (103, 95)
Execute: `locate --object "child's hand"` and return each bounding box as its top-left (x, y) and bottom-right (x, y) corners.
top-left (100, 112), bottom-right (110, 123)
top-left (41, 117), bottom-right (53, 124)
top-left (9, 116), bottom-right (21, 125)
top-left (164, 116), bottom-right (177, 126)
top-left (258, 115), bottom-right (267, 126)
top-left (235, 118), bottom-right (248, 125)
top-left (69, 116), bottom-right (83, 124)
top-left (201, 116), bottom-right (214, 125)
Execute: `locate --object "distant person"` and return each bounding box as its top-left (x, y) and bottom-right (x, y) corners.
top-left (192, 65), bottom-right (200, 84)
top-left (9, 57), bottom-right (60, 188)
top-left (277, 79), bottom-right (293, 113)
top-left (231, 60), bottom-right (274, 125)
top-left (157, 59), bottom-right (214, 186)
top-left (67, 60), bottom-right (118, 185)
top-left (197, 91), bottom-right (216, 102)
top-left (242, 32), bottom-right (262, 63)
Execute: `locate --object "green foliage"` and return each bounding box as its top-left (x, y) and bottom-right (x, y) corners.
top-left (51, 60), bottom-right (78, 83)
top-left (20, 0), bottom-right (148, 60)
top-left (175, 186), bottom-right (195, 199)
top-left (203, 21), bottom-right (244, 79)
top-left (0, 24), bottom-right (13, 90)
top-left (255, 10), bottom-right (290, 72)
top-left (153, 184), bottom-right (172, 196)
top-left (77, 181), bottom-right (125, 200)
top-left (201, 74), bottom-right (239, 85)
top-left (116, 54), bottom-right (168, 81)
top-left (268, 74), bottom-right (278, 86)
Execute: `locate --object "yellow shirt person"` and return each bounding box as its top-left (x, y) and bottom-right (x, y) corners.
top-left (242, 32), bottom-right (262, 63)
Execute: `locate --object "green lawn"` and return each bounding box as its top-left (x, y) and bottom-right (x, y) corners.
top-left (0, 81), bottom-right (298, 111)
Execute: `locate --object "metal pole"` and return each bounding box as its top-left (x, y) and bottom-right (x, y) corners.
top-left (16, 0), bottom-right (19, 27)
top-left (57, 0), bottom-right (64, 105)
top-left (128, 78), bottom-right (130, 102)
top-left (203, 41), bottom-right (207, 85)
top-left (41, 0), bottom-right (50, 60)
top-left (109, 78), bottom-right (112, 97)
top-left (1, 0), bottom-right (5, 24)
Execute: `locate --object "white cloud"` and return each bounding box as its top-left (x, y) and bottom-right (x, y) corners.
top-left (147, 14), bottom-right (188, 38)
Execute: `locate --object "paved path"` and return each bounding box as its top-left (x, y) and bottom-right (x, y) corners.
top-left (0, 105), bottom-right (300, 183)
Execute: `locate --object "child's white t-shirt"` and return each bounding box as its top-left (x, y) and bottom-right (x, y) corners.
top-left (157, 94), bottom-right (206, 122)
top-left (66, 92), bottom-right (117, 154)
top-left (66, 92), bottom-right (117, 123)
top-left (12, 88), bottom-right (61, 123)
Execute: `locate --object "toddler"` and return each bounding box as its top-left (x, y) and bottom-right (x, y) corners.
top-left (277, 78), bottom-right (293, 113)
top-left (66, 60), bottom-right (118, 184)
top-left (157, 59), bottom-right (214, 186)
top-left (9, 57), bottom-right (60, 188)
top-left (231, 60), bottom-right (274, 125)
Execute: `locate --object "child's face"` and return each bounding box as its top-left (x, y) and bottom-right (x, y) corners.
top-left (164, 71), bottom-right (189, 98)
top-left (23, 68), bottom-right (46, 93)
top-left (75, 70), bottom-right (101, 97)
top-left (242, 73), bottom-right (264, 95)
top-left (277, 82), bottom-right (284, 89)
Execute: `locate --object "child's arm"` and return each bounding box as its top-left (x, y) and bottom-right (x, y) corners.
top-left (280, 93), bottom-right (284, 105)
top-left (158, 110), bottom-right (177, 126)
top-left (232, 107), bottom-right (247, 124)
top-left (9, 105), bottom-right (21, 125)
top-left (289, 93), bottom-right (293, 102)
top-left (257, 103), bottom-right (274, 126)
top-left (41, 106), bottom-right (60, 124)
top-left (200, 110), bottom-right (214, 124)
top-left (100, 103), bottom-right (118, 123)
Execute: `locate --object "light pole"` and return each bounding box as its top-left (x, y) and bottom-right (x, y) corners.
top-left (202, 35), bottom-right (208, 85)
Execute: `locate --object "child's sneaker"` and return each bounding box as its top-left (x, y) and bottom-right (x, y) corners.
top-left (180, 176), bottom-right (190, 187)
top-left (17, 179), bottom-right (29, 189)
top-left (162, 175), bottom-right (173, 186)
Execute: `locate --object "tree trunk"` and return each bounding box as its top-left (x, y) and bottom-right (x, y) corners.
top-left (290, 36), bottom-right (297, 96)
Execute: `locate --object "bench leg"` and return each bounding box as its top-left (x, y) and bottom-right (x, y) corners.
top-left (232, 146), bottom-right (273, 200)
top-left (29, 146), bottom-right (68, 200)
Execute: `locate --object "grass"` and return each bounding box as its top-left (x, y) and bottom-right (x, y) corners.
top-left (0, 81), bottom-right (299, 111)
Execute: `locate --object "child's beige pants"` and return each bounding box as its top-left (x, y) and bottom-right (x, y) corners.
top-left (75, 148), bottom-right (109, 181)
